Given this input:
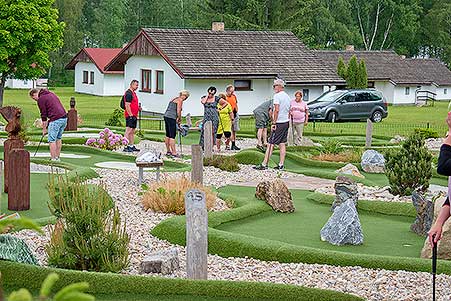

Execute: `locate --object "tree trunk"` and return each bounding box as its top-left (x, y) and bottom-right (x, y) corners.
top-left (0, 75), bottom-right (6, 108)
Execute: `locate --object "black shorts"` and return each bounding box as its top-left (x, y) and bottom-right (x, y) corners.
top-left (126, 116), bottom-right (137, 129)
top-left (216, 131), bottom-right (231, 139)
top-left (164, 116), bottom-right (177, 139)
top-left (268, 122), bottom-right (289, 145)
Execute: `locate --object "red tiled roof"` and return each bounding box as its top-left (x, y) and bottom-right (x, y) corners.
top-left (66, 48), bottom-right (124, 74)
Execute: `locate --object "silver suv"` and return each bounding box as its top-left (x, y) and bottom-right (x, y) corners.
top-left (308, 89), bottom-right (388, 122)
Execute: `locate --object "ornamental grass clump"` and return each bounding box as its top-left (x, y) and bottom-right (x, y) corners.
top-left (320, 139), bottom-right (344, 155)
top-left (142, 176), bottom-right (216, 215)
top-left (203, 155), bottom-right (240, 172)
top-left (385, 132), bottom-right (433, 196)
top-left (85, 128), bottom-right (128, 151)
top-left (46, 174), bottom-right (129, 273)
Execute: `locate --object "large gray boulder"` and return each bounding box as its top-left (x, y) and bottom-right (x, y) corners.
top-left (361, 150), bottom-right (385, 173)
top-left (336, 163), bottom-right (365, 178)
top-left (411, 191), bottom-right (434, 236)
top-left (255, 179), bottom-right (295, 213)
top-left (0, 235), bottom-right (38, 265)
top-left (320, 200), bottom-right (364, 246)
top-left (331, 176), bottom-right (358, 212)
top-left (140, 248), bottom-right (179, 275)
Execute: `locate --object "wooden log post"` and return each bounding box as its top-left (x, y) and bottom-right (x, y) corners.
top-left (7, 148), bottom-right (30, 211)
top-left (66, 96), bottom-right (78, 131)
top-left (191, 145), bottom-right (203, 184)
top-left (365, 119), bottom-right (373, 148)
top-left (3, 139), bottom-right (24, 193)
top-left (185, 189), bottom-right (208, 280)
top-left (204, 121), bottom-right (213, 159)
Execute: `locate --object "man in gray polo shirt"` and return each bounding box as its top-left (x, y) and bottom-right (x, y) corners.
top-left (253, 99), bottom-right (273, 151)
top-left (254, 79), bottom-right (291, 170)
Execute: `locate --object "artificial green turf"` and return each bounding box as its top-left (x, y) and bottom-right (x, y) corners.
top-left (216, 187), bottom-right (423, 258)
top-left (0, 261), bottom-right (363, 301)
top-left (1, 174), bottom-right (51, 221)
top-left (309, 135), bottom-right (391, 146)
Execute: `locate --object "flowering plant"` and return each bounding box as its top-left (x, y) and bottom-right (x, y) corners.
top-left (85, 128), bottom-right (128, 150)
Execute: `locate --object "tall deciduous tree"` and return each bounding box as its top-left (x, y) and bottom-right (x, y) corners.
top-left (92, 0), bottom-right (127, 47)
top-left (0, 0), bottom-right (65, 106)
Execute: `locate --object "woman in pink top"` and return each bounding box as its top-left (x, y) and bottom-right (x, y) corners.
top-left (289, 90), bottom-right (309, 145)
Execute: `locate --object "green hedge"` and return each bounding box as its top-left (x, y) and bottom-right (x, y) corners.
top-left (0, 261), bottom-right (362, 301)
top-left (151, 189), bottom-right (451, 275)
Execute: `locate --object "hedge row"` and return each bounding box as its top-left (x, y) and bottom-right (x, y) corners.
top-left (151, 189), bottom-right (451, 275)
top-left (0, 261), bottom-right (362, 301)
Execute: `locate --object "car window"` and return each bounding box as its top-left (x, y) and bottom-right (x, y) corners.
top-left (369, 92), bottom-right (382, 101)
top-left (341, 93), bottom-right (355, 103)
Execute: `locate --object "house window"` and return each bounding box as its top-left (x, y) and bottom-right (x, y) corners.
top-left (82, 71), bottom-right (88, 84)
top-left (89, 71), bottom-right (94, 84)
top-left (445, 88), bottom-right (448, 95)
top-left (234, 80), bottom-right (252, 91)
top-left (303, 89), bottom-right (310, 101)
top-left (405, 87), bottom-right (410, 95)
top-left (141, 69), bottom-right (151, 92)
top-left (155, 70), bottom-right (164, 94)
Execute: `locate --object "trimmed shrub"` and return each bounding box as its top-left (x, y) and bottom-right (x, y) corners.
top-left (105, 108), bottom-right (123, 127)
top-left (320, 139), bottom-right (343, 155)
top-left (414, 128), bottom-right (439, 139)
top-left (234, 150), bottom-right (265, 165)
top-left (204, 155), bottom-right (240, 172)
top-left (46, 175), bottom-right (129, 273)
top-left (385, 133), bottom-right (433, 196)
top-left (142, 176), bottom-right (217, 215)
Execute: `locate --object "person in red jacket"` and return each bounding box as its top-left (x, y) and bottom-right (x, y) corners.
top-left (123, 80), bottom-right (140, 152)
top-left (29, 88), bottom-right (67, 161)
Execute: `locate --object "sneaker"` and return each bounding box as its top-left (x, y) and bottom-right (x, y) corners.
top-left (256, 145), bottom-right (265, 152)
top-left (253, 164), bottom-right (268, 170)
top-left (165, 152), bottom-right (173, 157)
top-left (231, 145), bottom-right (241, 151)
top-left (131, 145), bottom-right (140, 152)
top-left (225, 145), bottom-right (231, 150)
top-left (50, 158), bottom-right (61, 162)
top-left (274, 165), bottom-right (284, 170)
top-left (123, 146), bottom-right (133, 152)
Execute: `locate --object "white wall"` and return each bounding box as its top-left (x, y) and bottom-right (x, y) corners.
top-left (393, 85), bottom-right (420, 105)
top-left (75, 62), bottom-right (104, 96)
top-left (5, 78), bottom-right (34, 89)
top-left (184, 79), bottom-right (273, 116)
top-left (103, 74), bottom-right (125, 96)
top-left (436, 86), bottom-right (451, 101)
top-left (285, 85), bottom-right (328, 102)
top-left (124, 55), bottom-right (184, 113)
top-left (374, 81), bottom-right (395, 104)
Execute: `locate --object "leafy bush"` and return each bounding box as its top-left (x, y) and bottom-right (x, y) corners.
top-left (414, 128), bottom-right (439, 139)
top-left (46, 175), bottom-right (129, 272)
top-left (142, 176), bottom-right (216, 215)
top-left (85, 128), bottom-right (128, 150)
top-left (320, 139), bottom-right (343, 155)
top-left (6, 272), bottom-right (94, 301)
top-left (204, 155), bottom-right (240, 172)
top-left (385, 133), bottom-right (433, 196)
top-left (105, 108), bottom-right (123, 127)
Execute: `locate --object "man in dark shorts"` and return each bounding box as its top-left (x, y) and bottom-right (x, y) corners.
top-left (123, 80), bottom-right (140, 152)
top-left (29, 88), bottom-right (67, 161)
top-left (254, 79), bottom-right (291, 170)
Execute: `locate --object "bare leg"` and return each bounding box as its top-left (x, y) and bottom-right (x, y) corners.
top-left (279, 143), bottom-right (286, 166)
top-left (164, 137), bottom-right (170, 153)
top-left (129, 128), bottom-right (135, 145)
top-left (49, 142), bottom-right (57, 159)
top-left (124, 127), bottom-right (132, 144)
top-left (262, 143), bottom-right (275, 166)
top-left (56, 140), bottom-right (62, 158)
top-left (257, 128), bottom-right (263, 146)
top-left (263, 128), bottom-right (268, 146)
top-left (169, 138), bottom-right (176, 154)
top-left (216, 137), bottom-right (221, 151)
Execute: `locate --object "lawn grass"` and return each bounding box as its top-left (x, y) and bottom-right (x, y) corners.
top-left (216, 187), bottom-right (423, 258)
top-left (0, 261), bottom-right (363, 301)
top-left (4, 87), bottom-right (449, 136)
top-left (151, 185), bottom-right (451, 274)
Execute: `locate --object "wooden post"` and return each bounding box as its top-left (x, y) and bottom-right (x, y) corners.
top-left (65, 97), bottom-right (78, 131)
top-left (365, 119), bottom-right (373, 148)
top-left (204, 121), bottom-right (213, 159)
top-left (191, 145), bottom-right (203, 184)
top-left (3, 139), bottom-right (24, 193)
top-left (185, 189), bottom-right (208, 280)
top-left (8, 149), bottom-right (30, 211)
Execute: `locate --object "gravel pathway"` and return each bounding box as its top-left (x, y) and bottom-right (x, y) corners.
top-left (11, 166), bottom-right (451, 300)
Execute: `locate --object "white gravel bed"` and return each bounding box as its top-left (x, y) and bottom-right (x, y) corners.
top-left (315, 183), bottom-right (447, 203)
top-left (11, 168), bottom-right (451, 300)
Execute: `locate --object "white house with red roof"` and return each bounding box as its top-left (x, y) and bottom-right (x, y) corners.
top-left (66, 48), bottom-right (124, 96)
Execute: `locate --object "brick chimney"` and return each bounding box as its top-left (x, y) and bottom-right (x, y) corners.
top-left (212, 22), bottom-right (225, 31)
top-left (345, 45), bottom-right (355, 51)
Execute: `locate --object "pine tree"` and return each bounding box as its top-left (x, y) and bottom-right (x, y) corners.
top-left (358, 59), bottom-right (368, 88)
top-left (346, 55), bottom-right (359, 88)
top-left (337, 56), bottom-right (347, 80)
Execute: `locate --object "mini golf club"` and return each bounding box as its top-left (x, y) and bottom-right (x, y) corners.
top-left (432, 235), bottom-right (437, 301)
top-left (33, 134), bottom-right (46, 157)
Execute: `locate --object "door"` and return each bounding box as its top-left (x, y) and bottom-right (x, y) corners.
top-left (337, 92), bottom-right (357, 119)
top-left (356, 92), bottom-right (375, 118)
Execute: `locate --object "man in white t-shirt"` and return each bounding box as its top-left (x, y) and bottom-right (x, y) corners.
top-left (254, 78), bottom-right (291, 170)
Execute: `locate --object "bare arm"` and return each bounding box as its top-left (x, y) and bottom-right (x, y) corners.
top-left (201, 96), bottom-right (207, 104)
top-left (429, 205), bottom-right (451, 246)
top-left (125, 102), bottom-right (133, 117)
top-left (176, 99), bottom-right (182, 124)
top-left (272, 104), bottom-right (280, 125)
top-left (305, 109), bottom-right (309, 125)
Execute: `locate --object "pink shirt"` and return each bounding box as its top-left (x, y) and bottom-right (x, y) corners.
top-left (290, 100), bottom-right (308, 123)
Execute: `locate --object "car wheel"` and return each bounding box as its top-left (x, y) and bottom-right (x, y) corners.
top-left (327, 111), bottom-right (338, 123)
top-left (371, 110), bottom-right (383, 123)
